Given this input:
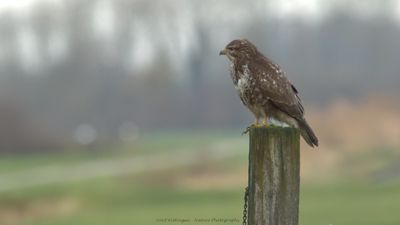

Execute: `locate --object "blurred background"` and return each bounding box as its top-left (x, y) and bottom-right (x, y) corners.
top-left (0, 0), bottom-right (400, 224)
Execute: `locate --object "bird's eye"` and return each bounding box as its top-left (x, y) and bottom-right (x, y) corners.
top-left (227, 47), bottom-right (234, 51)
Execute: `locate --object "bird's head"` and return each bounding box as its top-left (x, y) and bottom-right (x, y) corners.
top-left (219, 39), bottom-right (258, 62)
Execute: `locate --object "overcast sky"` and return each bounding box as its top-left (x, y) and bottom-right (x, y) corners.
top-left (1, 0), bottom-right (399, 19)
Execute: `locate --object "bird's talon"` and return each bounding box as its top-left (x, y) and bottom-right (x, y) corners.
top-left (261, 118), bottom-right (269, 127)
top-left (241, 126), bottom-right (251, 135)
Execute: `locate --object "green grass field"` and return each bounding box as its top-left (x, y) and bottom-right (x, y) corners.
top-left (1, 131), bottom-right (400, 225)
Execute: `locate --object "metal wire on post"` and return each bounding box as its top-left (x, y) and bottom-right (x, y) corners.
top-left (242, 186), bottom-right (249, 225)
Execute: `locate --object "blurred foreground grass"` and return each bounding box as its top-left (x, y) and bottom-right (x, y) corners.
top-left (2, 179), bottom-right (400, 225)
top-left (0, 131), bottom-right (400, 225)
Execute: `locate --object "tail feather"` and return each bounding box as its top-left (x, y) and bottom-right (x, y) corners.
top-left (297, 118), bottom-right (318, 147)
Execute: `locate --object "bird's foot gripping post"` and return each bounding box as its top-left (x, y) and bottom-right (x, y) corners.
top-left (246, 127), bottom-right (300, 225)
top-left (242, 118), bottom-right (269, 135)
top-left (242, 118), bottom-right (268, 135)
top-left (242, 126), bottom-right (253, 135)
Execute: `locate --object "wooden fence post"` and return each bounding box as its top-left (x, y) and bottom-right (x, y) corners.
top-left (247, 127), bottom-right (300, 225)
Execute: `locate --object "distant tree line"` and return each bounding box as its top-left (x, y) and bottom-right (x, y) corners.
top-left (0, 0), bottom-right (399, 152)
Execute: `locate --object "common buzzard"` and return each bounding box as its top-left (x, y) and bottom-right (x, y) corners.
top-left (220, 39), bottom-right (318, 147)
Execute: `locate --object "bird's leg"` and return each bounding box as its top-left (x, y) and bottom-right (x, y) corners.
top-left (262, 116), bottom-right (269, 127)
top-left (254, 118), bottom-right (260, 127)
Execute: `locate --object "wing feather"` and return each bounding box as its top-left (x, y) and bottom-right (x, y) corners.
top-left (249, 58), bottom-right (304, 119)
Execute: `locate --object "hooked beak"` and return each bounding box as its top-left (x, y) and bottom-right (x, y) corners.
top-left (219, 48), bottom-right (227, 56)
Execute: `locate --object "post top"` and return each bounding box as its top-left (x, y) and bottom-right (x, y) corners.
top-left (249, 126), bottom-right (299, 136)
top-left (250, 126), bottom-right (297, 130)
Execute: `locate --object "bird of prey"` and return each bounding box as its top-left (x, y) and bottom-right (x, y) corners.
top-left (219, 39), bottom-right (318, 147)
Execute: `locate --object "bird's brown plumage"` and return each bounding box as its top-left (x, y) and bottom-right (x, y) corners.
top-left (220, 39), bottom-right (318, 147)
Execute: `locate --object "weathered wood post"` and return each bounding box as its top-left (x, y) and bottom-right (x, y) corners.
top-left (247, 127), bottom-right (300, 225)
